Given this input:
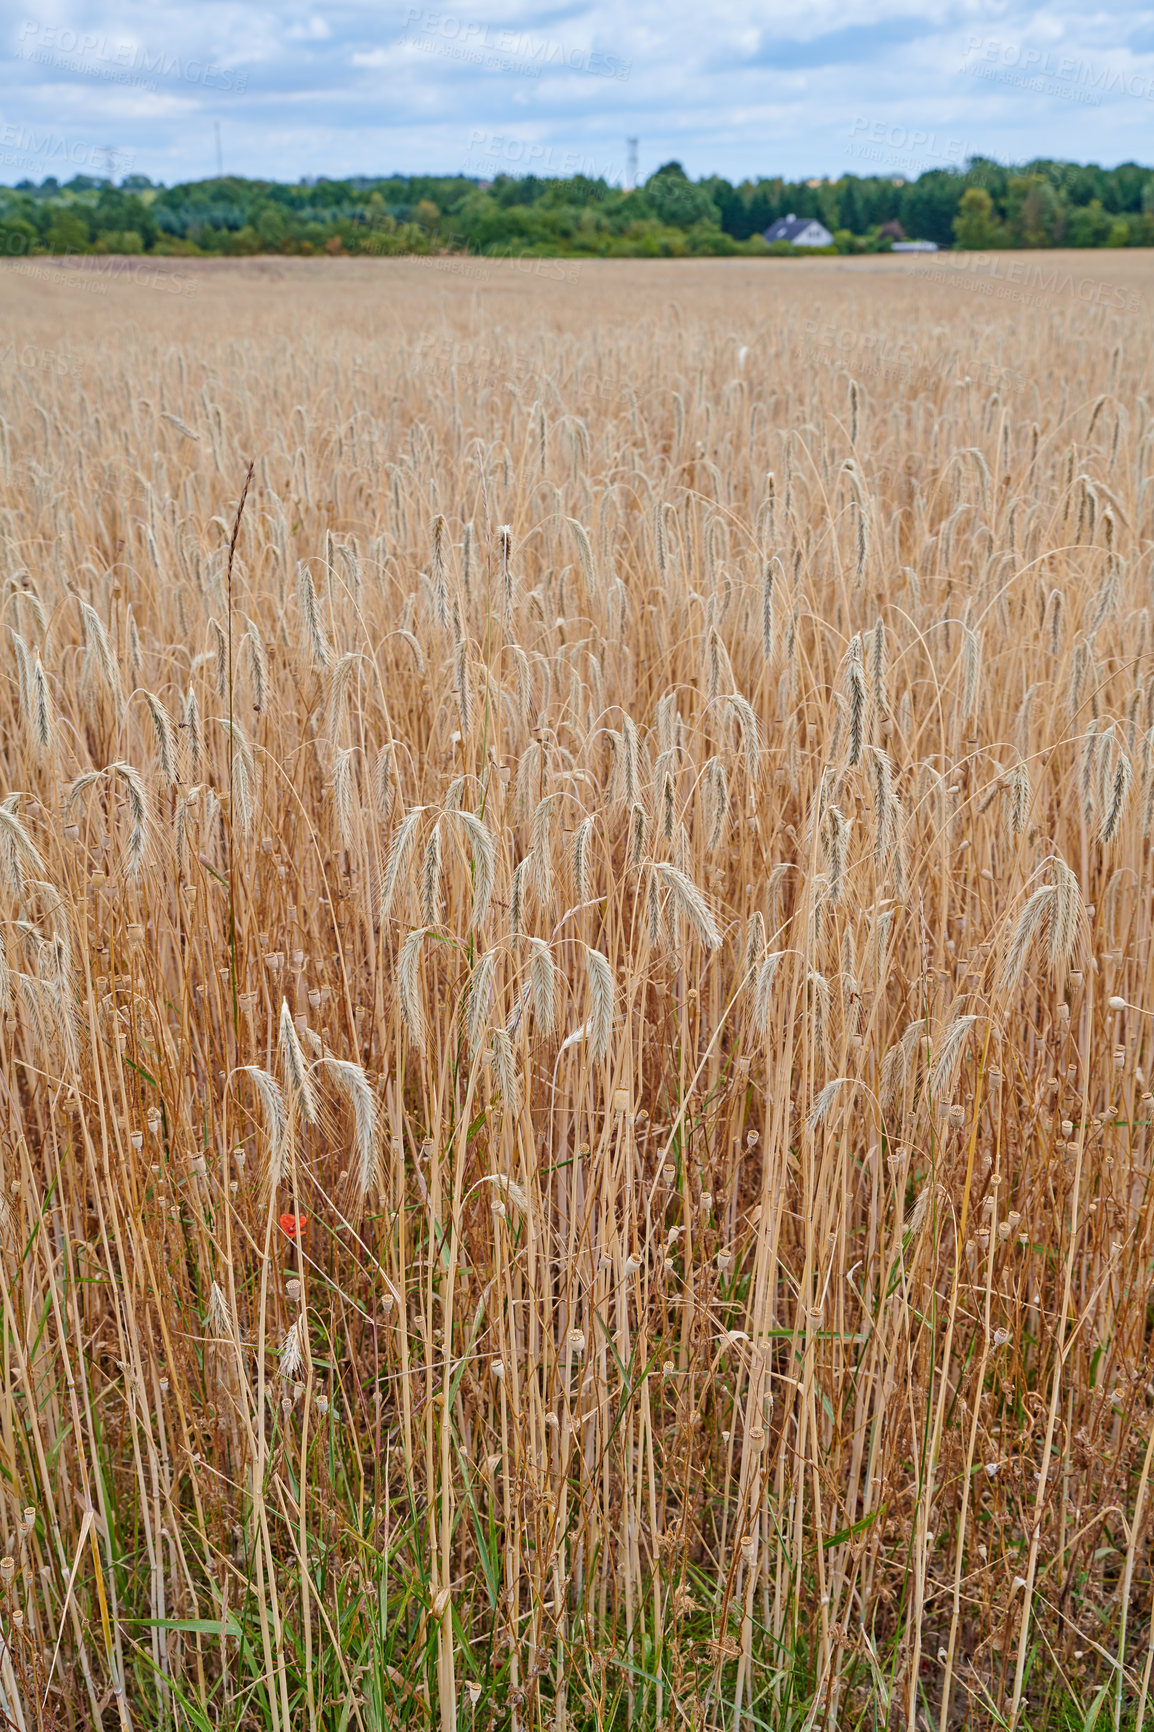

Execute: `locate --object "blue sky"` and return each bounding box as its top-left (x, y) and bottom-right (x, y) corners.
top-left (2, 0), bottom-right (1152, 187)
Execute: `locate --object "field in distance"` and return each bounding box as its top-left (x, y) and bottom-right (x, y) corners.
top-left (0, 252), bottom-right (1151, 1731)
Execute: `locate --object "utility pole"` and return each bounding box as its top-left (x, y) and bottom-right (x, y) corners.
top-left (215, 120), bottom-right (223, 178)
top-left (626, 137), bottom-right (638, 190)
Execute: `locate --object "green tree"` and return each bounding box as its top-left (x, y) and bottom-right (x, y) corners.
top-left (255, 203), bottom-right (288, 246)
top-left (952, 186), bottom-right (1007, 249)
top-left (91, 188), bottom-right (156, 248)
top-left (837, 178), bottom-right (869, 235)
top-left (45, 208), bottom-right (90, 253)
top-left (899, 170), bottom-right (965, 247)
top-left (94, 230), bottom-right (144, 253)
top-left (701, 175), bottom-right (748, 237)
top-left (1068, 199), bottom-right (1112, 246)
top-left (0, 214), bottom-right (37, 256)
top-left (747, 180), bottom-right (782, 235)
top-left (643, 162), bottom-right (720, 230)
top-left (1006, 174), bottom-right (1063, 247)
top-left (413, 198), bottom-right (440, 241)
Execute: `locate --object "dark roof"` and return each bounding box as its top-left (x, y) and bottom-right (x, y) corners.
top-left (764, 214), bottom-right (830, 244)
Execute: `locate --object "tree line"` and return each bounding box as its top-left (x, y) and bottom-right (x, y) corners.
top-left (1, 156), bottom-right (1151, 259)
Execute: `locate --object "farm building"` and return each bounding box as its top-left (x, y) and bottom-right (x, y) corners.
top-left (764, 213), bottom-right (835, 247)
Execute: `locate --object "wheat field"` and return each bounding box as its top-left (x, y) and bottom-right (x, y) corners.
top-left (0, 251), bottom-right (1152, 1731)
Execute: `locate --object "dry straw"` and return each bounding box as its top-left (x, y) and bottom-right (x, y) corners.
top-left (1, 254), bottom-right (1151, 1732)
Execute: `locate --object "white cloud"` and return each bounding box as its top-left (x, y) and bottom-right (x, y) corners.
top-left (1, 0), bottom-right (1149, 184)
top-left (286, 16), bottom-right (330, 41)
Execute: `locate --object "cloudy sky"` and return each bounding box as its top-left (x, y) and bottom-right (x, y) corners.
top-left (2, 0), bottom-right (1153, 187)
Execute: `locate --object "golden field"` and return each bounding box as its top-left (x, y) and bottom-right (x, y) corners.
top-left (0, 250), bottom-right (1152, 1731)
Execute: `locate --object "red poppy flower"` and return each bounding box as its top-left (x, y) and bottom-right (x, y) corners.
top-left (280, 1213), bottom-right (308, 1238)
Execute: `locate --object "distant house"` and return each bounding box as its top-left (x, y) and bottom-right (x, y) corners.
top-left (892, 240), bottom-right (938, 253)
top-left (764, 213), bottom-right (834, 248)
